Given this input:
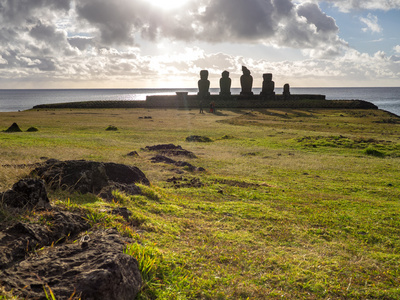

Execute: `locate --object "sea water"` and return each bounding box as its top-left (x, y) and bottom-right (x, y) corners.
top-left (0, 87), bottom-right (399, 116)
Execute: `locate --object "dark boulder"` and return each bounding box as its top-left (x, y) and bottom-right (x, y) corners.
top-left (30, 159), bottom-right (149, 196)
top-left (0, 178), bottom-right (51, 209)
top-left (0, 228), bottom-right (142, 300)
top-left (103, 162), bottom-right (149, 185)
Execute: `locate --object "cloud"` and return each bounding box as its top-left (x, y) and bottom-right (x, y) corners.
top-left (324, 0), bottom-right (400, 12)
top-left (72, 0), bottom-right (345, 57)
top-left (394, 45), bottom-right (400, 53)
top-left (0, 0), bottom-right (398, 88)
top-left (360, 14), bottom-right (382, 33)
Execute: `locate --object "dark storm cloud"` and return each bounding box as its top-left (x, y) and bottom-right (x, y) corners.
top-left (74, 0), bottom-right (343, 54)
top-left (0, 0), bottom-right (70, 24)
top-left (297, 3), bottom-right (338, 33)
top-left (75, 0), bottom-right (141, 45)
top-left (30, 21), bottom-right (67, 47)
top-left (197, 0), bottom-right (276, 42)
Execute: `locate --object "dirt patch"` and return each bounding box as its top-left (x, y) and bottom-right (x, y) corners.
top-left (145, 144), bottom-right (197, 158)
top-left (186, 135), bottom-right (213, 142)
top-left (213, 179), bottom-right (268, 188)
top-left (167, 176), bottom-right (204, 188)
top-left (296, 135), bottom-right (394, 149)
top-left (150, 155), bottom-right (205, 172)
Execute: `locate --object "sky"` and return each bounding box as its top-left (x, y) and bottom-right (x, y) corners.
top-left (0, 0), bottom-right (400, 89)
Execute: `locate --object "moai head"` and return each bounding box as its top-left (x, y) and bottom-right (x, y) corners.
top-left (242, 66), bottom-right (251, 76)
top-left (200, 70), bottom-right (209, 80)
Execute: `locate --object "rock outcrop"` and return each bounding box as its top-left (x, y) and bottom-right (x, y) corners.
top-left (0, 227), bottom-right (142, 300)
top-left (0, 176), bottom-right (142, 300)
top-left (30, 159), bottom-right (149, 200)
top-left (0, 178), bottom-right (51, 209)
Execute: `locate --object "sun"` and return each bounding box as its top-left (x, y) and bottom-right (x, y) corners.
top-left (150, 0), bottom-right (190, 10)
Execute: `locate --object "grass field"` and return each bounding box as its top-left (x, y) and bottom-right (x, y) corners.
top-left (1, 107), bottom-right (399, 299)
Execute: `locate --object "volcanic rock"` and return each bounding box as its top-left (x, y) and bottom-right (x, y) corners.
top-left (145, 144), bottom-right (197, 158)
top-left (30, 159), bottom-right (149, 197)
top-left (0, 178), bottom-right (51, 210)
top-left (0, 228), bottom-right (142, 300)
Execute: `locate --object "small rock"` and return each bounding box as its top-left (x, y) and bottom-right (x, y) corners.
top-left (4, 123), bottom-right (22, 133)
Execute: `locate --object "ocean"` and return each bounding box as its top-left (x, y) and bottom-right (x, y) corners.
top-left (0, 87), bottom-right (399, 116)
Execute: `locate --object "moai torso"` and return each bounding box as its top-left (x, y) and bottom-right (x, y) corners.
top-left (260, 73), bottom-right (275, 100)
top-left (219, 71), bottom-right (231, 96)
top-left (197, 70), bottom-right (210, 99)
top-left (240, 66), bottom-right (253, 96)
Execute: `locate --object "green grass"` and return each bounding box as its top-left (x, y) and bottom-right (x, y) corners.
top-left (1, 107), bottom-right (400, 299)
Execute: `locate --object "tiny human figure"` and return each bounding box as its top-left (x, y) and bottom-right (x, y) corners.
top-left (211, 101), bottom-right (215, 114)
top-left (199, 100), bottom-right (204, 114)
top-left (209, 102), bottom-right (214, 113)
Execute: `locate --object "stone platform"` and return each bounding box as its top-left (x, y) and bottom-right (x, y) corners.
top-left (146, 94), bottom-right (328, 109)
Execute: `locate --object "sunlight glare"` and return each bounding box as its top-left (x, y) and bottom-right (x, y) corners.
top-left (150, 0), bottom-right (190, 10)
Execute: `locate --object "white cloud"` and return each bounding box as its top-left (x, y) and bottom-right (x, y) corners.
top-left (0, 0), bottom-right (398, 88)
top-left (360, 14), bottom-right (382, 33)
top-left (324, 0), bottom-right (400, 12)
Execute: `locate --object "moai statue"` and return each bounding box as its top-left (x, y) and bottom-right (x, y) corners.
top-left (219, 70), bottom-right (231, 97)
top-left (283, 83), bottom-right (291, 100)
top-left (197, 70), bottom-right (210, 99)
top-left (260, 73), bottom-right (275, 100)
top-left (240, 66), bottom-right (253, 96)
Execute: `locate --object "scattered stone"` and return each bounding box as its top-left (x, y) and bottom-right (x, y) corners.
top-left (106, 125), bottom-right (118, 131)
top-left (150, 155), bottom-right (205, 172)
top-left (30, 159), bottom-right (149, 196)
top-left (4, 122), bottom-right (22, 132)
top-left (0, 178), bottom-right (51, 210)
top-left (186, 135), bottom-right (213, 142)
top-left (167, 176), bottom-right (204, 188)
top-left (127, 151), bottom-right (139, 157)
top-left (26, 126), bottom-right (39, 132)
top-left (145, 144), bottom-right (197, 158)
